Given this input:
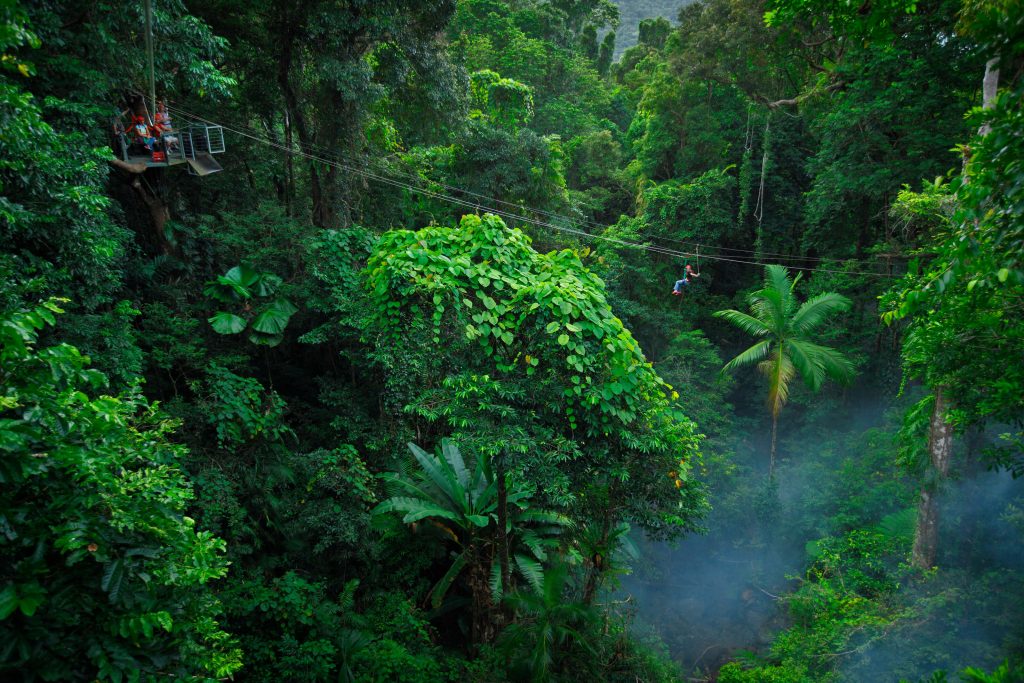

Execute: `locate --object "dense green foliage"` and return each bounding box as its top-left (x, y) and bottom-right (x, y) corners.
top-left (1, 0), bottom-right (1022, 680)
top-left (0, 301), bottom-right (240, 680)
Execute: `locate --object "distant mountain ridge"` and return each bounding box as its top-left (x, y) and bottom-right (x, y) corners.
top-left (611, 0), bottom-right (693, 56)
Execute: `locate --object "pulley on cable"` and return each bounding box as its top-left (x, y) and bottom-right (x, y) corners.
top-left (110, 0), bottom-right (226, 176)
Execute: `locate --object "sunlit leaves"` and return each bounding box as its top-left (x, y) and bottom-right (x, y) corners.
top-left (0, 303), bottom-right (240, 678)
top-left (364, 213), bottom-right (684, 434)
top-left (364, 213), bottom-right (707, 538)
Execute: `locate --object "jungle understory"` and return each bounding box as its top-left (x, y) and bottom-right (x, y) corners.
top-left (2, 0), bottom-right (1023, 682)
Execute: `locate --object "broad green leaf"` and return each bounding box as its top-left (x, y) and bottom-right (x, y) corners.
top-left (16, 583), bottom-right (45, 616)
top-left (251, 299), bottom-right (298, 335)
top-left (248, 331), bottom-right (284, 347)
top-left (0, 584), bottom-right (17, 620)
top-left (223, 264), bottom-right (261, 288)
top-left (101, 559), bottom-right (125, 603)
top-left (255, 273), bottom-right (283, 297)
top-left (208, 312), bottom-right (246, 335)
top-left (466, 514), bottom-right (490, 527)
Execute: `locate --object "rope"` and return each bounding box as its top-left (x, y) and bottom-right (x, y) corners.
top-left (143, 0), bottom-right (155, 115)
top-left (753, 113), bottom-right (770, 256)
top-left (156, 100), bottom-right (898, 279)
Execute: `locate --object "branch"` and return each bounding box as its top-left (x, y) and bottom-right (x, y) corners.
top-left (760, 81), bottom-right (844, 109)
top-left (108, 157), bottom-right (148, 174)
top-left (801, 35), bottom-right (834, 48)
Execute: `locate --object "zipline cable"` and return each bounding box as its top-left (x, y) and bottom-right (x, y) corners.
top-left (159, 98), bottom-right (900, 267)
top-left (155, 101), bottom-right (898, 278)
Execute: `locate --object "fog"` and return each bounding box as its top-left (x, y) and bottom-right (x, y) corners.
top-left (619, 396), bottom-right (1024, 681)
top-left (838, 468), bottom-right (1024, 682)
top-left (623, 531), bottom-right (799, 676)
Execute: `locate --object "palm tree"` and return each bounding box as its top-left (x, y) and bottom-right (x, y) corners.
top-left (498, 562), bottom-right (598, 682)
top-left (373, 440), bottom-right (566, 644)
top-left (714, 265), bottom-right (855, 476)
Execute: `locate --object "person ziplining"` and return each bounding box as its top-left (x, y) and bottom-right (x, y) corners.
top-left (672, 264), bottom-right (700, 295)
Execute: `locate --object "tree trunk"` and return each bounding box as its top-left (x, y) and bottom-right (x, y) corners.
top-left (496, 458), bottom-right (511, 599)
top-left (109, 159), bottom-right (175, 255)
top-left (911, 388), bottom-right (954, 569)
top-left (978, 57), bottom-right (1000, 136)
top-left (276, 13), bottom-right (334, 229)
top-left (769, 411), bottom-right (778, 478)
top-left (582, 504), bottom-right (611, 606)
top-left (467, 548), bottom-right (497, 645)
top-left (284, 108), bottom-right (294, 217)
top-left (910, 59), bottom-right (997, 570)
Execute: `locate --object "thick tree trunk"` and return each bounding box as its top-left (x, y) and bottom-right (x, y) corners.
top-left (109, 159), bottom-right (175, 255)
top-left (911, 388), bottom-right (954, 569)
top-left (911, 58), bottom-right (997, 570)
top-left (276, 13), bottom-right (334, 229)
top-left (467, 548), bottom-right (497, 645)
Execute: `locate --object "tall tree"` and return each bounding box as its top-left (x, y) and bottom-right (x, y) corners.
top-left (883, 0), bottom-right (1024, 569)
top-left (715, 265), bottom-right (855, 475)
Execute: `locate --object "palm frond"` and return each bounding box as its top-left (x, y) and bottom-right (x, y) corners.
top-left (372, 496), bottom-right (463, 525)
top-left (441, 439), bottom-right (471, 490)
top-left (814, 344), bottom-right (856, 384)
top-left (430, 551), bottom-right (468, 608)
top-left (514, 510), bottom-right (571, 527)
top-left (517, 529), bottom-right (550, 562)
top-left (765, 264), bottom-right (796, 317)
top-left (787, 337), bottom-right (826, 391)
top-left (792, 293), bottom-right (852, 334)
top-left (760, 349), bottom-right (795, 417)
top-left (789, 338), bottom-right (855, 385)
top-left (712, 309), bottom-right (772, 337)
top-left (506, 488), bottom-right (533, 505)
top-left (515, 554), bottom-right (546, 595)
top-left (408, 442), bottom-right (462, 509)
top-left (379, 472), bottom-right (441, 503)
top-left (750, 287), bottom-right (785, 332)
top-left (722, 339), bottom-right (772, 374)
top-left (877, 508), bottom-right (916, 544)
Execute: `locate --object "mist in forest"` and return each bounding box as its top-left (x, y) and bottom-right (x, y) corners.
top-left (837, 468), bottom-right (1024, 682)
top-left (622, 531), bottom-right (800, 675)
top-left (619, 390), bottom-right (1024, 680)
